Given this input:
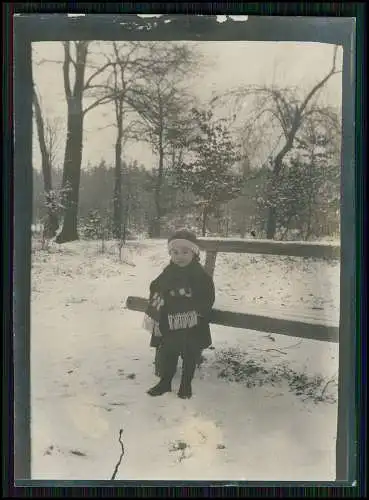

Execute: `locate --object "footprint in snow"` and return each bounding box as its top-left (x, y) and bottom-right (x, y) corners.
top-left (117, 369), bottom-right (136, 380)
top-left (43, 445), bottom-right (61, 456)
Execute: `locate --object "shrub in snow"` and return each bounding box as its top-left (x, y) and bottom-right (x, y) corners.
top-left (213, 347), bottom-right (337, 404)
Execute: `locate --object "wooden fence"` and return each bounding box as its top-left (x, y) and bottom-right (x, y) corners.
top-left (126, 238), bottom-right (340, 343)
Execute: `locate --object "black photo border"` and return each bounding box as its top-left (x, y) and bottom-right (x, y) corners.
top-left (3, 2), bottom-right (366, 497)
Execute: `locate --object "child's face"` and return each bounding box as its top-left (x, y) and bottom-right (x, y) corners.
top-left (169, 246), bottom-right (194, 267)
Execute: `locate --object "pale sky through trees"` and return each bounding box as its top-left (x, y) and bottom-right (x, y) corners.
top-left (32, 40), bottom-right (343, 172)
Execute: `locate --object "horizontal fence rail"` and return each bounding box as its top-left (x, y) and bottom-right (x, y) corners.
top-left (125, 296), bottom-right (339, 343)
top-left (197, 238), bottom-right (341, 259)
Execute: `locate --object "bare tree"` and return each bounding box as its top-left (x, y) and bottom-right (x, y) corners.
top-left (297, 109), bottom-right (341, 240)
top-left (252, 104), bottom-right (341, 240)
top-left (34, 42), bottom-right (203, 242)
top-left (52, 42), bottom-right (117, 243)
top-left (32, 85), bottom-right (61, 238)
top-left (100, 42), bottom-right (148, 242)
top-left (125, 42), bottom-right (201, 238)
top-left (78, 42), bottom-right (199, 240)
top-left (212, 45), bottom-right (341, 239)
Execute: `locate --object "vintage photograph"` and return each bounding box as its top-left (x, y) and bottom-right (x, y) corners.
top-left (30, 29), bottom-right (343, 480)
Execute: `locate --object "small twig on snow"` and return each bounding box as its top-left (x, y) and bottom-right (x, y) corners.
top-left (110, 428), bottom-right (125, 480)
top-left (284, 340), bottom-right (303, 350)
top-left (319, 377), bottom-right (336, 400)
top-left (264, 348), bottom-right (287, 355)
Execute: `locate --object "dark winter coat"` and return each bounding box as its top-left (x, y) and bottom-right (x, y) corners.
top-left (148, 260), bottom-right (215, 350)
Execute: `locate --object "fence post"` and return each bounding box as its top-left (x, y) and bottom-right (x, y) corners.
top-left (204, 250), bottom-right (217, 277)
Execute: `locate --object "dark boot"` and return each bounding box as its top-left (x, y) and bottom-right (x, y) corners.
top-left (178, 342), bottom-right (198, 399)
top-left (147, 379), bottom-right (172, 397)
top-left (177, 381), bottom-right (192, 399)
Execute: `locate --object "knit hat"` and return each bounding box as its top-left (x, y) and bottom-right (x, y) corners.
top-left (168, 229), bottom-right (200, 255)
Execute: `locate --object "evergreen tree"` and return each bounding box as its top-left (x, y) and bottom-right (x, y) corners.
top-left (174, 108), bottom-right (242, 236)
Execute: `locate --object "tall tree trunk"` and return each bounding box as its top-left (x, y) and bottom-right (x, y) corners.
top-left (32, 88), bottom-right (59, 237)
top-left (225, 217), bottom-right (229, 237)
top-left (122, 165), bottom-right (131, 244)
top-left (305, 154), bottom-right (316, 241)
top-left (113, 119), bottom-right (123, 240)
top-left (55, 101), bottom-right (84, 243)
top-left (266, 154), bottom-right (284, 240)
top-left (202, 206), bottom-right (208, 237)
top-left (111, 45), bottom-right (126, 241)
top-left (151, 130), bottom-right (164, 238)
top-left (305, 190), bottom-right (314, 241)
top-left (266, 206), bottom-right (278, 239)
top-left (56, 42), bottom-right (88, 244)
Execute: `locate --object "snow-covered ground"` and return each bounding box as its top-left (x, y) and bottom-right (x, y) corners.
top-left (31, 238), bottom-right (340, 481)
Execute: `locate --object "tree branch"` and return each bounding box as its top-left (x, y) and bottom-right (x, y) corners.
top-left (299, 45), bottom-right (341, 117)
top-left (82, 93), bottom-right (117, 116)
top-left (36, 58), bottom-right (64, 66)
top-left (84, 83), bottom-right (116, 94)
top-left (83, 60), bottom-right (113, 91)
top-left (271, 91), bottom-right (291, 138)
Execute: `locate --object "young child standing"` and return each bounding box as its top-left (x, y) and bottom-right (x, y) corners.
top-left (143, 229), bottom-right (215, 399)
